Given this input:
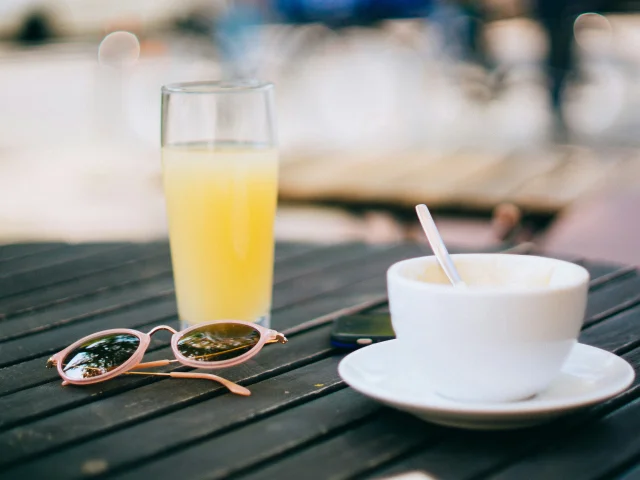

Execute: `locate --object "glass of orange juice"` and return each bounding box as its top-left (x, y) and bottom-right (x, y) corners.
top-left (161, 81), bottom-right (278, 328)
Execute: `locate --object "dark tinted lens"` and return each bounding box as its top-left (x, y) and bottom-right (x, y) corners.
top-left (62, 333), bottom-right (140, 380)
top-left (177, 323), bottom-right (260, 362)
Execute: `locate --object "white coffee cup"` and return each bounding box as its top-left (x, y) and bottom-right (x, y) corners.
top-left (387, 254), bottom-right (589, 403)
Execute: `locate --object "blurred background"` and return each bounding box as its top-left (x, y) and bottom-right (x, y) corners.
top-left (1, 0), bottom-right (640, 263)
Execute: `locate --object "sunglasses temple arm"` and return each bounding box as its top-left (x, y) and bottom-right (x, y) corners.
top-left (124, 371), bottom-right (251, 396)
top-left (172, 372), bottom-right (251, 396)
top-left (130, 359), bottom-right (176, 370)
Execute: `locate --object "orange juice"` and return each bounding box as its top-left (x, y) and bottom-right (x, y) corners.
top-left (162, 143), bottom-right (278, 325)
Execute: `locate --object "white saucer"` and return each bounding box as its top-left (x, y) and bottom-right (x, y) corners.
top-left (338, 340), bottom-right (635, 430)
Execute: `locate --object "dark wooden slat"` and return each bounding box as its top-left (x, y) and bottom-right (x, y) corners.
top-left (236, 410), bottom-right (441, 480)
top-left (0, 283), bottom-right (389, 471)
top-left (0, 243), bottom-right (637, 480)
top-left (367, 304), bottom-right (390, 315)
top-left (534, 256), bottom-right (628, 283)
top-left (0, 362), bottom-right (365, 480)
top-left (272, 244), bottom-right (421, 311)
top-left (0, 243), bottom-right (125, 279)
top-left (275, 263), bottom-right (640, 333)
top-left (0, 342), bottom-right (179, 430)
top-left (0, 243), bottom-right (65, 263)
top-left (273, 242), bottom-right (325, 261)
top-left (18, 242), bottom-right (312, 271)
top-left (0, 242), bottom-right (312, 317)
top-left (0, 276), bottom-right (175, 342)
top-left (312, 291), bottom-right (640, 480)
top-left (101, 389), bottom-right (379, 480)
top-left (0, 326), bottom-right (176, 398)
top-left (0, 323), bottom-right (332, 430)
top-left (0, 356), bottom-right (62, 397)
top-left (584, 274), bottom-right (640, 328)
top-left (370, 428), bottom-right (511, 480)
top-left (0, 244), bottom-right (155, 300)
top-left (0, 318), bottom-right (331, 430)
top-left (368, 327), bottom-right (640, 480)
top-left (271, 253), bottom-right (630, 330)
top-left (581, 262), bottom-right (633, 284)
top-left (0, 243), bottom-right (171, 317)
top-left (581, 304), bottom-right (640, 354)
top-left (0, 244), bottom-right (387, 391)
top-left (286, 344), bottom-right (639, 480)
top-left (619, 462), bottom-right (640, 480)
top-left (4, 243), bottom-right (627, 346)
top-left (489, 398), bottom-right (640, 480)
top-left (0, 339), bottom-right (339, 470)
top-left (0, 243), bottom-right (348, 340)
top-left (274, 275), bottom-right (387, 331)
top-left (0, 243), bottom-right (387, 365)
top-left (588, 265), bottom-right (636, 290)
top-left (0, 298), bottom-right (177, 368)
top-left (273, 243), bottom-right (378, 284)
top-left (0, 277), bottom-right (386, 400)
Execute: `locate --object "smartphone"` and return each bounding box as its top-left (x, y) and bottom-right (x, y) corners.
top-left (330, 313), bottom-right (395, 349)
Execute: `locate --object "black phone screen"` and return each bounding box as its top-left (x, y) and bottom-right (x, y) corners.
top-left (330, 314), bottom-right (395, 348)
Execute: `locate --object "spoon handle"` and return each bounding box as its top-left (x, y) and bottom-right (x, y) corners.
top-left (415, 204), bottom-right (466, 288)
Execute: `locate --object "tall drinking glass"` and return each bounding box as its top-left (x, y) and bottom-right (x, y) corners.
top-left (161, 81), bottom-right (278, 328)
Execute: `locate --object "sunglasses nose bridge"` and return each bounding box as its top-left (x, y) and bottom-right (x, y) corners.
top-left (147, 325), bottom-right (178, 336)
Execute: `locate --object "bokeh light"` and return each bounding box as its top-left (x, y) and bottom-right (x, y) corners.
top-left (98, 31), bottom-right (140, 67)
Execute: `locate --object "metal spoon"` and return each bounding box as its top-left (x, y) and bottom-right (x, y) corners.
top-left (415, 204), bottom-right (467, 288)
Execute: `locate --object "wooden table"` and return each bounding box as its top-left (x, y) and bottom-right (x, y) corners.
top-left (0, 241), bottom-right (638, 480)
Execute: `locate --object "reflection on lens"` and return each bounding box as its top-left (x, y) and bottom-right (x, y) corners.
top-left (62, 333), bottom-right (140, 380)
top-left (177, 323), bottom-right (260, 362)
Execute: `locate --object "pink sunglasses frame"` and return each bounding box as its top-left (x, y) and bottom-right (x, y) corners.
top-left (47, 320), bottom-right (287, 396)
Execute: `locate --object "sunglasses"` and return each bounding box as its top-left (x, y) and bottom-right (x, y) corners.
top-left (46, 320), bottom-right (288, 396)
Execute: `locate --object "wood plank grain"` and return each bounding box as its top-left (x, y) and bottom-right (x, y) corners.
top-left (0, 243), bottom-right (171, 317)
top-left (274, 275), bottom-right (387, 331)
top-left (272, 244), bottom-right (422, 312)
top-left (0, 245), bottom-right (619, 345)
top-left (273, 243), bottom-right (378, 284)
top-left (587, 265), bottom-right (636, 290)
top-left (368, 346), bottom-right (640, 480)
top-left (0, 243), bottom-right (377, 362)
top-left (0, 243), bottom-right (65, 263)
top-left (575, 260), bottom-right (619, 280)
top-left (0, 341), bottom-right (340, 470)
top-left (236, 410), bottom-right (443, 480)
top-left (0, 267), bottom-right (391, 469)
top-left (0, 244), bottom-right (388, 394)
top-left (584, 274), bottom-right (640, 328)
top-left (0, 325), bottom-right (177, 398)
top-left (0, 244), bottom-right (155, 300)
top-left (259, 276), bottom-right (640, 480)
top-left (581, 304), bottom-right (640, 354)
top-left (0, 276), bottom-right (388, 470)
top-left (0, 243), bottom-right (636, 480)
top-left (0, 298), bottom-right (178, 368)
top-left (0, 243), bottom-right (327, 322)
top-left (273, 242), bottom-right (328, 261)
top-left (0, 243), bottom-right (375, 343)
top-left (125, 258), bottom-right (640, 480)
top-left (274, 262), bottom-right (638, 333)
top-left (367, 318), bottom-right (640, 480)
top-left (488, 398), bottom-right (640, 480)
top-left (106, 389), bottom-right (380, 480)
top-left (619, 462), bottom-right (640, 480)
top-left (0, 244), bottom-right (127, 280)
top-left (0, 317), bottom-right (336, 429)
top-left (0, 366), bottom-right (373, 480)
top-left (0, 276), bottom-right (175, 342)
top-left (0, 342), bottom-right (179, 430)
